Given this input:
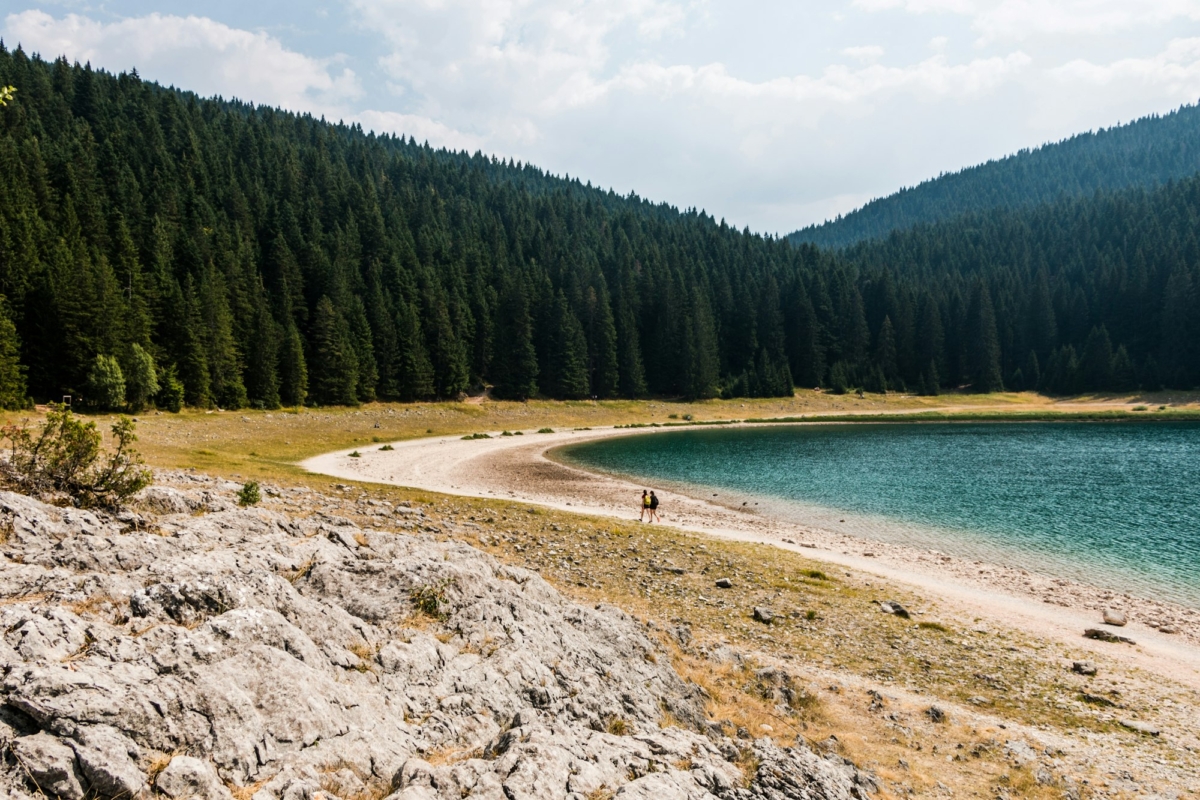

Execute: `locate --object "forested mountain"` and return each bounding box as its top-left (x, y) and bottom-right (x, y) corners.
top-left (0, 45), bottom-right (1196, 411)
top-left (841, 177), bottom-right (1200, 394)
top-left (789, 103), bottom-right (1200, 249)
top-left (0, 45), bottom-right (839, 409)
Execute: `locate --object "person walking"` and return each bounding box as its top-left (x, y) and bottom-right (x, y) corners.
top-left (640, 490), bottom-right (650, 521)
top-left (649, 491), bottom-right (661, 523)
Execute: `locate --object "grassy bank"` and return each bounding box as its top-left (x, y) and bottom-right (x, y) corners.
top-left (4, 390), bottom-right (1199, 797)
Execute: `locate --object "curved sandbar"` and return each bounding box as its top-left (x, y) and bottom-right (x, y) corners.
top-left (302, 423), bottom-right (1200, 688)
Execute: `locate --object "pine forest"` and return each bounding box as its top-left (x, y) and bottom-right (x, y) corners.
top-left (0, 46), bottom-right (1197, 411)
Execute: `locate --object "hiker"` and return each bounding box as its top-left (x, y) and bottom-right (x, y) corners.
top-left (640, 490), bottom-right (650, 521)
top-left (649, 491), bottom-right (661, 522)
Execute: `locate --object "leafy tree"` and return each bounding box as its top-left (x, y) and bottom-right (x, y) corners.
top-left (87, 354), bottom-right (126, 410)
top-left (123, 344), bottom-right (159, 411)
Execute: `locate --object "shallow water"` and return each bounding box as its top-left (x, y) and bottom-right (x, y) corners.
top-left (561, 422), bottom-right (1200, 607)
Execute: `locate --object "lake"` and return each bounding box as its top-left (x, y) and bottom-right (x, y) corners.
top-left (560, 422), bottom-right (1200, 607)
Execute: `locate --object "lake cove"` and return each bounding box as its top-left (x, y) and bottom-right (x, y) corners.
top-left (560, 422), bottom-right (1200, 608)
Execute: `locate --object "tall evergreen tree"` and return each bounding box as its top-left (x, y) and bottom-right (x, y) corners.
top-left (0, 297), bottom-right (28, 409)
top-left (966, 280), bottom-right (1004, 392)
top-left (491, 281), bottom-right (538, 400)
top-left (542, 292), bottom-right (590, 399)
top-left (309, 296), bottom-right (359, 406)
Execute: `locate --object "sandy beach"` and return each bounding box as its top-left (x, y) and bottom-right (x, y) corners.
top-left (302, 423), bottom-right (1200, 689)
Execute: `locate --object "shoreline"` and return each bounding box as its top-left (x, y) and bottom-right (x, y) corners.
top-left (301, 422), bottom-right (1200, 689)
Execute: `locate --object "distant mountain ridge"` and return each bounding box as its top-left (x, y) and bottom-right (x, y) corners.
top-left (788, 102), bottom-right (1200, 250)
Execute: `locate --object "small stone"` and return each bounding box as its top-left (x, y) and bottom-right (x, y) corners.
top-left (1102, 609), bottom-right (1128, 626)
top-left (715, 578), bottom-right (733, 588)
top-left (156, 755), bottom-right (234, 800)
top-left (1118, 719), bottom-right (1160, 736)
top-left (1084, 628), bottom-right (1135, 644)
top-left (752, 607), bottom-right (774, 624)
top-left (880, 600), bottom-right (911, 619)
top-left (925, 705), bottom-right (946, 723)
top-left (11, 733), bottom-right (85, 800)
top-left (1071, 660), bottom-right (1097, 676)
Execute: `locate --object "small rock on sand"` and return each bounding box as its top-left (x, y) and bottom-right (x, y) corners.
top-left (715, 577), bottom-right (733, 588)
top-left (879, 600), bottom-right (911, 619)
top-left (1071, 660), bottom-right (1098, 676)
top-left (925, 705), bottom-right (946, 723)
top-left (752, 607), bottom-right (774, 624)
top-left (1118, 719), bottom-right (1160, 736)
top-left (1103, 609), bottom-right (1128, 627)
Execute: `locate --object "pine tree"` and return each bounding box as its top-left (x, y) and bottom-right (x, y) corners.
top-left (586, 283), bottom-right (620, 399)
top-left (394, 299), bottom-right (436, 401)
top-left (1082, 326), bottom-right (1113, 391)
top-left (875, 316), bottom-right (899, 390)
top-left (543, 292), bottom-right (590, 399)
top-left (682, 288), bottom-right (720, 400)
top-left (967, 281), bottom-right (1003, 392)
top-left (245, 303), bottom-right (281, 408)
top-left (0, 298), bottom-right (29, 409)
top-left (491, 282), bottom-right (538, 400)
top-left (614, 292), bottom-right (646, 398)
top-left (1160, 268), bottom-right (1197, 387)
top-left (309, 296), bottom-right (359, 406)
top-left (278, 323), bottom-right (308, 406)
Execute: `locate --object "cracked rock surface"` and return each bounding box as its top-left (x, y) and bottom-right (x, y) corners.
top-left (0, 480), bottom-right (872, 799)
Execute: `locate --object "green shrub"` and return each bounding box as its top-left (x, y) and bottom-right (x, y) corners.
top-left (237, 481), bottom-right (261, 506)
top-left (348, 450), bottom-right (361, 458)
top-left (462, 432), bottom-right (491, 440)
top-left (410, 582), bottom-right (449, 619)
top-left (87, 354), bottom-right (126, 411)
top-left (379, 444), bottom-right (394, 451)
top-left (537, 428), bottom-right (554, 434)
top-left (0, 405), bottom-right (151, 508)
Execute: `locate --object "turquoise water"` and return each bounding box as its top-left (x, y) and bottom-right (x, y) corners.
top-left (560, 423), bottom-right (1200, 608)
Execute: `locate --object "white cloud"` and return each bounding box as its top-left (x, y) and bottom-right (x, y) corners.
top-left (1052, 36), bottom-right (1200, 88)
top-left (854, 0), bottom-right (1200, 42)
top-left (843, 44), bottom-right (885, 61)
top-left (4, 10), bottom-right (362, 111)
top-left (354, 109), bottom-right (485, 150)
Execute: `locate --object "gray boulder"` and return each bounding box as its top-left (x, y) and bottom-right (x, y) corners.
top-left (10, 732), bottom-right (85, 800)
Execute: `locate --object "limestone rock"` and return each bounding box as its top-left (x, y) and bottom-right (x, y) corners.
top-left (10, 732), bottom-right (85, 800)
top-left (752, 607), bottom-right (774, 624)
top-left (1118, 719), bottom-right (1160, 736)
top-left (1071, 660), bottom-right (1097, 676)
top-left (715, 578), bottom-right (733, 589)
top-left (0, 485), bottom-right (874, 800)
top-left (1102, 608), bottom-right (1128, 627)
top-left (156, 756), bottom-right (233, 800)
top-left (1084, 628), bottom-right (1135, 644)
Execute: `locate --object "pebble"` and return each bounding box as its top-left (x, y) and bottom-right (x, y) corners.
top-left (1071, 660), bottom-right (1098, 676)
top-left (1084, 628), bottom-right (1136, 644)
top-left (1103, 608), bottom-right (1128, 627)
top-left (752, 606), bottom-right (775, 624)
top-left (1118, 719), bottom-right (1160, 736)
top-left (715, 577), bottom-right (733, 588)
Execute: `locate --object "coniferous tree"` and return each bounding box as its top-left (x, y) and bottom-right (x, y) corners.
top-left (278, 323), bottom-right (308, 406)
top-left (585, 283), bottom-right (620, 399)
top-left (491, 281), bottom-right (538, 400)
top-left (393, 299), bottom-right (436, 401)
top-left (875, 316), bottom-right (899, 389)
top-left (0, 298), bottom-right (28, 409)
top-left (309, 296), bottom-right (359, 405)
top-left (966, 281), bottom-right (1003, 392)
top-left (682, 288), bottom-right (720, 399)
top-left (543, 292), bottom-right (590, 399)
top-left (245, 303), bottom-right (281, 408)
top-left (1082, 326), bottom-right (1114, 391)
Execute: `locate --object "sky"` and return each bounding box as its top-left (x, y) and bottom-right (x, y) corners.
top-left (4, 1), bottom-right (1200, 235)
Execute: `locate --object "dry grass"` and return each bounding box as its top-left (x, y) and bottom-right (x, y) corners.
top-left (27, 391), bottom-right (1196, 800)
top-left (422, 744), bottom-right (482, 768)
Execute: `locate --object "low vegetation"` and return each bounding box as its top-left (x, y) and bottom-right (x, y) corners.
top-left (0, 405), bottom-right (151, 508)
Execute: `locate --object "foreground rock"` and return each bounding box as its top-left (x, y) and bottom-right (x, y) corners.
top-left (0, 482), bottom-right (873, 799)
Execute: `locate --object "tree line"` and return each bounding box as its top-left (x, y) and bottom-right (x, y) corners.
top-left (0, 46), bottom-right (1197, 413)
top-left (790, 102), bottom-right (1200, 250)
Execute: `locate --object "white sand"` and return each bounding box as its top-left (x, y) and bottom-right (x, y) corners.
top-left (302, 424), bottom-right (1200, 689)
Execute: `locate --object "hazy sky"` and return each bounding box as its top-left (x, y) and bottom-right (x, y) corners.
top-left (5, 1), bottom-right (1200, 234)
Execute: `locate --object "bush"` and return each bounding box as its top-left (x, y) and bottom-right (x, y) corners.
top-left (0, 405), bottom-right (151, 508)
top-left (237, 481), bottom-right (261, 506)
top-left (87, 354), bottom-right (126, 410)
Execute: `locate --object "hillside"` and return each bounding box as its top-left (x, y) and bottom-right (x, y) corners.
top-left (843, 176), bottom-right (1200, 394)
top-left (788, 103), bottom-right (1200, 249)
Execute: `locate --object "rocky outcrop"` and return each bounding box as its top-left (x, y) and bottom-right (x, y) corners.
top-left (0, 481), bottom-right (873, 799)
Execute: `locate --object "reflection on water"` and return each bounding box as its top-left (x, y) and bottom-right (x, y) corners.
top-left (561, 423), bottom-right (1200, 608)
